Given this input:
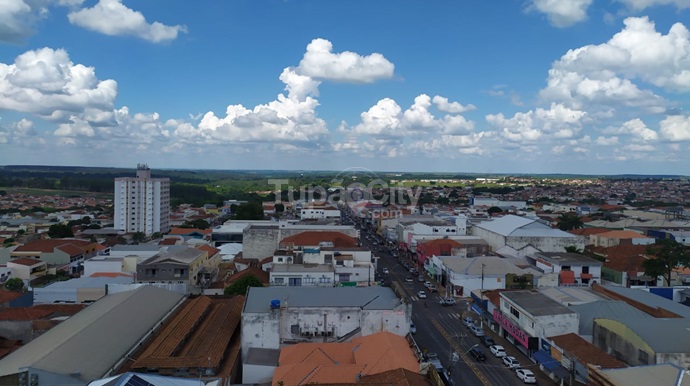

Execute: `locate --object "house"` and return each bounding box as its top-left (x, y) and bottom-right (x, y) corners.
top-left (298, 205), bottom-right (341, 220)
top-left (592, 230), bottom-right (655, 248)
top-left (241, 287), bottom-right (410, 360)
top-left (268, 331), bottom-right (421, 386)
top-left (241, 222), bottom-right (358, 259)
top-left (270, 232), bottom-right (375, 287)
top-left (11, 239), bottom-right (101, 274)
top-left (438, 256), bottom-right (530, 297)
top-left (546, 333), bottom-right (626, 384)
top-left (33, 275), bottom-right (134, 304)
top-left (527, 252), bottom-right (603, 286)
top-left (591, 244), bottom-right (651, 286)
top-left (6, 258), bottom-right (47, 283)
top-left (136, 246), bottom-right (220, 294)
top-left (0, 286), bottom-right (185, 386)
top-left (471, 215), bottom-right (586, 256)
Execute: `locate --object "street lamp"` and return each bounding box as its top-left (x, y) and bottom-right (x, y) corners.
top-left (448, 344), bottom-right (479, 377)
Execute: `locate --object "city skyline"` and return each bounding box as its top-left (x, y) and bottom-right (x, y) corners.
top-left (1, 0), bottom-right (690, 175)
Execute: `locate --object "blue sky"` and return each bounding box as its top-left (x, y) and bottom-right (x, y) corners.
top-left (1, 0), bottom-right (690, 175)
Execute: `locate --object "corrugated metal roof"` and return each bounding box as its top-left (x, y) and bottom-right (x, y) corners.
top-left (596, 363), bottom-right (690, 386)
top-left (568, 300), bottom-right (651, 335)
top-left (596, 317), bottom-right (690, 353)
top-left (601, 285), bottom-right (690, 319)
top-left (0, 286), bottom-right (184, 381)
top-left (244, 287), bottom-right (401, 313)
top-left (474, 215), bottom-right (535, 236)
top-left (439, 255), bottom-right (526, 276)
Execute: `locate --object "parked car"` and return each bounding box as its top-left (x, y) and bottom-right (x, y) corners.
top-left (462, 316), bottom-right (475, 327)
top-left (440, 298), bottom-right (456, 306)
top-left (410, 323), bottom-right (417, 334)
top-left (481, 336), bottom-right (496, 347)
top-left (405, 277), bottom-right (413, 282)
top-left (428, 285), bottom-right (438, 292)
top-left (469, 347), bottom-right (486, 361)
top-left (417, 290), bottom-right (427, 299)
top-left (516, 369), bottom-right (537, 384)
top-left (470, 325), bottom-right (485, 337)
top-left (503, 356), bottom-right (521, 369)
top-left (424, 280), bottom-right (432, 288)
top-left (418, 275), bottom-right (425, 282)
top-left (490, 345), bottom-right (507, 358)
top-left (383, 268), bottom-right (389, 274)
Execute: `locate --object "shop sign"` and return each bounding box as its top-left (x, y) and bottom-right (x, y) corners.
top-left (493, 309), bottom-right (529, 348)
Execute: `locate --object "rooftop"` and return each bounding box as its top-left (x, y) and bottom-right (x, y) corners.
top-left (568, 300), bottom-right (651, 335)
top-left (532, 252), bottom-right (602, 265)
top-left (501, 290), bottom-right (576, 317)
top-left (596, 317), bottom-right (690, 353)
top-left (440, 255), bottom-right (526, 276)
top-left (0, 286), bottom-right (184, 381)
top-left (280, 231), bottom-right (358, 248)
top-left (244, 286), bottom-right (401, 313)
top-left (7, 257), bottom-right (44, 267)
top-left (141, 246), bottom-right (206, 266)
top-left (475, 215), bottom-right (578, 238)
top-left (548, 333), bottom-right (626, 369)
top-left (591, 363), bottom-right (690, 386)
top-left (271, 264), bottom-right (335, 273)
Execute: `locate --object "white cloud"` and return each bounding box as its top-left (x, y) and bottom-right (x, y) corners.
top-left (348, 94), bottom-right (475, 140)
top-left (296, 38), bottom-right (394, 83)
top-left (542, 17), bottom-right (690, 114)
top-left (0, 47), bottom-right (117, 122)
top-left (604, 118), bottom-right (659, 141)
top-left (616, 0), bottom-right (690, 10)
top-left (0, 0), bottom-right (35, 43)
top-left (595, 136), bottom-right (620, 145)
top-left (659, 115), bottom-right (690, 141)
top-left (68, 0), bottom-right (187, 43)
top-left (529, 0), bottom-right (593, 27)
top-left (485, 103), bottom-right (586, 143)
top-left (432, 95), bottom-right (476, 114)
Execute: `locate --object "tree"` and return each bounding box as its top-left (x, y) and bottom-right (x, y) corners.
top-left (487, 206), bottom-right (503, 215)
top-left (564, 246), bottom-right (583, 254)
top-left (48, 224), bottom-right (74, 238)
top-left (4, 278), bottom-right (24, 291)
top-left (224, 274), bottom-right (264, 296)
top-left (180, 219), bottom-right (210, 230)
top-left (557, 213), bottom-right (583, 231)
top-left (644, 239), bottom-right (690, 286)
top-left (233, 202), bottom-right (264, 220)
top-left (131, 232), bottom-right (147, 243)
top-left (275, 203), bottom-right (285, 213)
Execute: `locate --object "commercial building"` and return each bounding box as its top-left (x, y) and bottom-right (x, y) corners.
top-left (114, 164), bottom-right (171, 236)
top-left (0, 286), bottom-right (185, 386)
top-left (527, 252), bottom-right (603, 286)
top-left (241, 287), bottom-right (410, 362)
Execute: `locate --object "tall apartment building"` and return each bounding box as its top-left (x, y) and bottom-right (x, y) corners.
top-left (114, 164), bottom-right (171, 235)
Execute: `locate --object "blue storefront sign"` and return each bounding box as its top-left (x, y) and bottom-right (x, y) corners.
top-left (472, 304), bottom-right (482, 316)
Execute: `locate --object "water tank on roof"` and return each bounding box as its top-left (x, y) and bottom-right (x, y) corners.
top-left (270, 300), bottom-right (281, 309)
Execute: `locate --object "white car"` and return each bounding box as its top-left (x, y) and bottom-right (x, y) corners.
top-left (417, 290), bottom-right (427, 299)
top-left (503, 356), bottom-right (520, 369)
top-left (470, 325), bottom-right (485, 337)
top-left (382, 268), bottom-right (389, 274)
top-left (490, 345), bottom-right (507, 358)
top-left (516, 369), bottom-right (536, 384)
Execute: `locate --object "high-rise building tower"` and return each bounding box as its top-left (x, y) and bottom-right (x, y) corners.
top-left (114, 164), bottom-right (171, 235)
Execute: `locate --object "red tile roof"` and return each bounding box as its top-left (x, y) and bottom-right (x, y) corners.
top-left (13, 239), bottom-right (93, 253)
top-left (592, 244), bottom-right (650, 273)
top-left (8, 257), bottom-right (44, 267)
top-left (0, 290), bottom-right (23, 304)
top-left (280, 231), bottom-right (357, 248)
top-left (549, 333), bottom-right (626, 369)
top-left (0, 304), bottom-right (86, 321)
top-left (227, 267), bottom-right (269, 286)
top-left (169, 227), bottom-right (212, 235)
top-left (159, 238), bottom-right (179, 246)
top-left (89, 272), bottom-right (132, 278)
top-left (196, 244), bottom-right (220, 256)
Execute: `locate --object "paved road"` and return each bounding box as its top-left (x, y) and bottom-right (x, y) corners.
top-left (354, 221), bottom-right (556, 386)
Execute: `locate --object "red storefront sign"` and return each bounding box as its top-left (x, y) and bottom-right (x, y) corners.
top-left (493, 309), bottom-right (529, 348)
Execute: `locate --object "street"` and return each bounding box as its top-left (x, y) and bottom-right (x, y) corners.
top-left (353, 217), bottom-right (557, 386)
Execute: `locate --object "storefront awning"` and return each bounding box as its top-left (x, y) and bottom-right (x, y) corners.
top-left (532, 349), bottom-right (562, 372)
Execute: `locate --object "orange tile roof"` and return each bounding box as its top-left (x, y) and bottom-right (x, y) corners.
top-left (159, 238), bottom-right (179, 245)
top-left (227, 267), bottom-right (270, 286)
top-left (356, 368), bottom-right (430, 386)
top-left (593, 244), bottom-right (650, 273)
top-left (8, 257), bottom-right (44, 267)
top-left (273, 331), bottom-right (419, 386)
top-left (549, 333), bottom-right (626, 369)
top-left (196, 244), bottom-right (220, 256)
top-left (0, 290), bottom-right (23, 304)
top-left (280, 231), bottom-right (357, 248)
top-left (13, 239), bottom-right (93, 254)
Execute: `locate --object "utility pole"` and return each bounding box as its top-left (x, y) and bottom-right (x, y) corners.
top-left (480, 263), bottom-right (485, 328)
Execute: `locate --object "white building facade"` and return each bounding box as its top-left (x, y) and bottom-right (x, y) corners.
top-left (114, 164), bottom-right (171, 235)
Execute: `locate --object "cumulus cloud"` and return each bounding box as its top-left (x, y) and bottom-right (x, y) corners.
top-left (68, 0), bottom-right (187, 43)
top-left (348, 94), bottom-right (475, 139)
top-left (659, 115), bottom-right (690, 141)
top-left (604, 118), bottom-right (658, 141)
top-left (486, 103), bottom-right (586, 143)
top-left (540, 17), bottom-right (690, 115)
top-left (296, 38), bottom-right (394, 83)
top-left (528, 0), bottom-right (593, 27)
top-left (432, 95), bottom-right (476, 114)
top-left (0, 47), bottom-right (117, 123)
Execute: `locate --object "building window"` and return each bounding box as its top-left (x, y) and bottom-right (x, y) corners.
top-left (277, 257), bottom-right (283, 263)
top-left (582, 266), bottom-right (590, 274)
top-left (510, 306), bottom-right (520, 319)
top-left (562, 265), bottom-right (571, 271)
top-left (638, 350), bottom-right (649, 364)
top-left (274, 278), bottom-right (284, 284)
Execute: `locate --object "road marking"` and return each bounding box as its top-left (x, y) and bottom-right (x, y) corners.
top-left (432, 318), bottom-right (492, 386)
